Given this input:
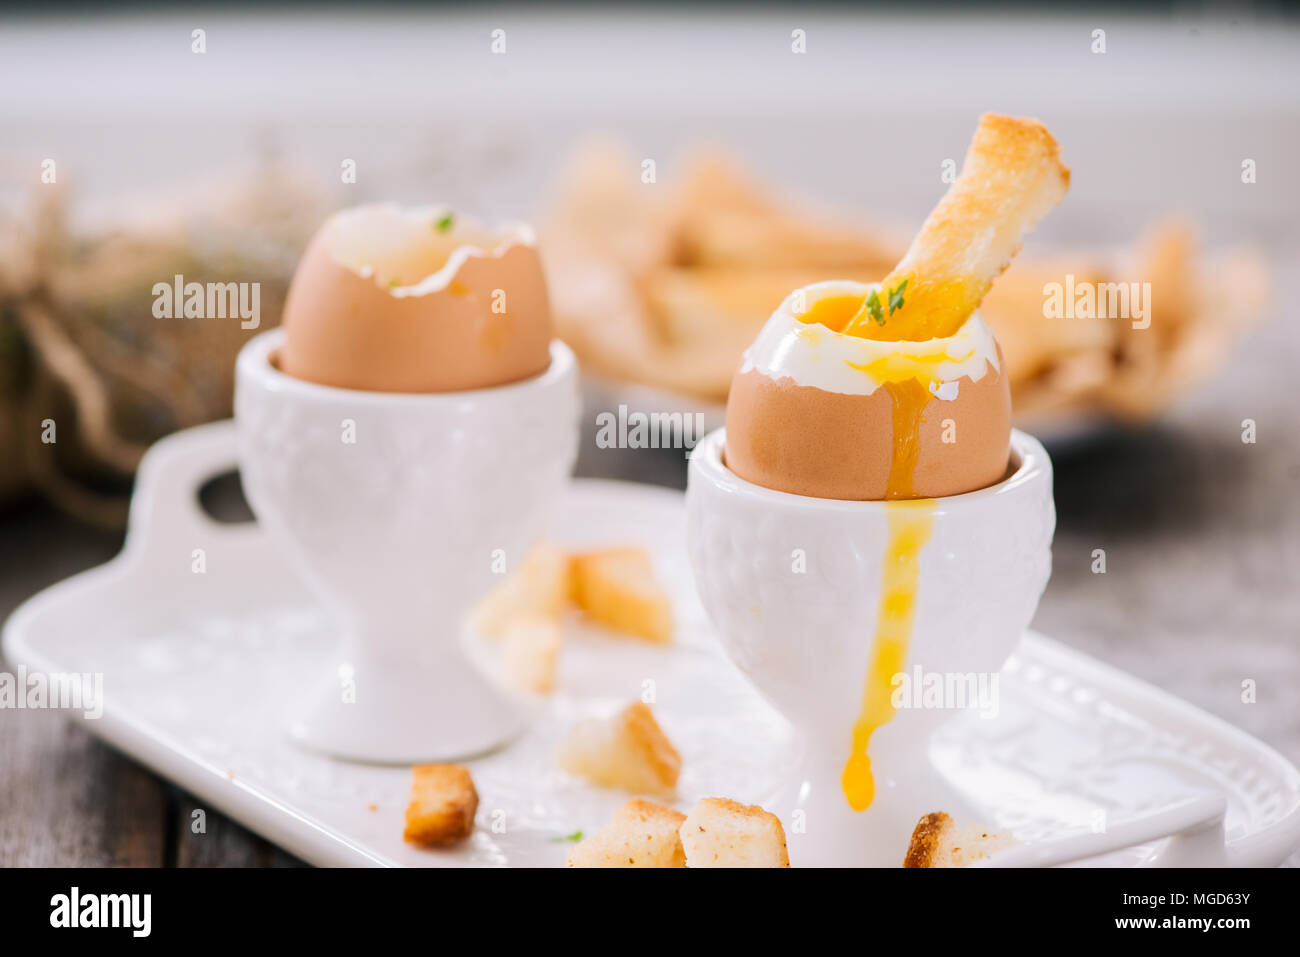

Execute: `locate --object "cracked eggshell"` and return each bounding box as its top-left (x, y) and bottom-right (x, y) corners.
top-left (278, 204), bottom-right (554, 393)
top-left (724, 354), bottom-right (1012, 502)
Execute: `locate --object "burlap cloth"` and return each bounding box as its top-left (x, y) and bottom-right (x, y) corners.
top-left (0, 163), bottom-right (323, 528)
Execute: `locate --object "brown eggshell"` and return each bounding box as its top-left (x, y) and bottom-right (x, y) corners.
top-left (724, 356), bottom-right (1012, 501)
top-left (279, 223), bottom-right (554, 393)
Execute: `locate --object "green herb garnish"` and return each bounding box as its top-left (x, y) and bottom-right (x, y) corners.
top-left (887, 278), bottom-right (909, 315)
top-left (388, 277), bottom-right (402, 288)
top-left (865, 290), bottom-right (885, 325)
top-left (435, 213), bottom-right (455, 233)
top-left (550, 830), bottom-right (584, 843)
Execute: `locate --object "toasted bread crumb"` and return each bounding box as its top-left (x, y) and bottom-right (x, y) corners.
top-left (566, 799), bottom-right (687, 868)
top-left (403, 764), bottom-right (478, 846)
top-left (471, 545), bottom-right (571, 639)
top-left (500, 615), bottom-right (563, 693)
top-left (558, 702), bottom-right (681, 796)
top-left (570, 547), bottom-right (673, 643)
top-left (679, 797), bottom-right (790, 868)
top-left (903, 811), bottom-right (1014, 867)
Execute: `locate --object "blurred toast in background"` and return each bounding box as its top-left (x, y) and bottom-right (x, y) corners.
top-left (545, 142), bottom-right (1269, 422)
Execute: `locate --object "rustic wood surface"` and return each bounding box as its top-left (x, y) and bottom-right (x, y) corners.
top-left (0, 506), bottom-right (305, 867)
top-left (2, 254), bottom-right (1298, 867)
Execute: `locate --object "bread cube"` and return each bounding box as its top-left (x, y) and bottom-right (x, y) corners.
top-left (570, 547), bottom-right (673, 643)
top-left (902, 811), bottom-right (1014, 867)
top-left (566, 799), bottom-right (687, 868)
top-left (471, 544), bottom-right (570, 639)
top-left (403, 764), bottom-right (479, 846)
top-left (558, 701), bottom-right (681, 796)
top-left (500, 615), bottom-right (562, 694)
top-left (679, 797), bottom-right (790, 868)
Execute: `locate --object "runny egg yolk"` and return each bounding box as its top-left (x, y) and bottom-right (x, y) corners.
top-left (844, 274), bottom-right (985, 342)
top-left (797, 294), bottom-right (863, 333)
top-left (798, 293), bottom-right (965, 501)
top-left (798, 291), bottom-right (953, 811)
top-left (841, 502), bottom-right (934, 811)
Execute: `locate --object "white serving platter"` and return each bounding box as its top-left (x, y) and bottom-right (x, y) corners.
top-left (5, 422), bottom-right (1299, 867)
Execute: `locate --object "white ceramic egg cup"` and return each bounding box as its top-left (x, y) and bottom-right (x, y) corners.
top-left (687, 428), bottom-right (1055, 866)
top-left (235, 329), bottom-right (579, 764)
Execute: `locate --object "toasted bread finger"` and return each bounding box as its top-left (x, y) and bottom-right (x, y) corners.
top-left (848, 113), bottom-right (1070, 341)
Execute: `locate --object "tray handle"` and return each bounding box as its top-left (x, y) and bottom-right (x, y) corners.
top-left (125, 420), bottom-right (246, 559)
top-left (974, 793), bottom-right (1228, 868)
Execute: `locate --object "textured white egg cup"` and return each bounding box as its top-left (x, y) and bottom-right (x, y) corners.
top-left (686, 428), bottom-right (1055, 866)
top-left (235, 329), bottom-right (579, 764)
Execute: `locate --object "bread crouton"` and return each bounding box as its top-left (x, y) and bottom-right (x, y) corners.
top-left (500, 615), bottom-right (562, 694)
top-left (403, 764), bottom-right (478, 846)
top-left (570, 547), bottom-right (673, 643)
top-left (471, 544), bottom-right (571, 639)
top-left (558, 702), bottom-right (681, 796)
top-left (679, 797), bottom-right (790, 868)
top-left (566, 799), bottom-right (687, 868)
top-left (903, 811), bottom-right (1014, 867)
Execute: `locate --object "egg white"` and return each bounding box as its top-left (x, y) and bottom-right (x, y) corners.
top-left (739, 280), bottom-right (1001, 398)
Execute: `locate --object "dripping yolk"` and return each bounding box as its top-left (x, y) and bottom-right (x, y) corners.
top-left (882, 380), bottom-right (930, 500)
top-left (797, 288), bottom-right (959, 809)
top-left (797, 289), bottom-right (955, 810)
top-left (841, 502), bottom-right (934, 811)
top-left (798, 290), bottom-right (975, 501)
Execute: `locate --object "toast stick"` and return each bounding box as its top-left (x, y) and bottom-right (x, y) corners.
top-left (846, 113), bottom-right (1070, 341)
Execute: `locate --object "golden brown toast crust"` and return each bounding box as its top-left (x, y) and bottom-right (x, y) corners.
top-left (570, 548), bottom-right (674, 644)
top-left (903, 811), bottom-right (954, 868)
top-left (680, 797), bottom-right (791, 868)
top-left (403, 764), bottom-right (479, 846)
top-left (904, 810), bottom-right (1013, 867)
top-left (851, 112), bottom-right (1071, 341)
top-left (557, 701), bottom-right (682, 796)
top-left (566, 799), bottom-right (687, 868)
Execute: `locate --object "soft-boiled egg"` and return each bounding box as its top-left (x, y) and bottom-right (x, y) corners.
top-left (724, 280), bottom-right (1012, 501)
top-left (723, 279), bottom-right (1012, 812)
top-left (722, 115), bottom-right (1066, 815)
top-left (278, 204), bottom-right (553, 393)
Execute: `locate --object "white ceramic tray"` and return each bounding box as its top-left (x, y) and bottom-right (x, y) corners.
top-left (5, 422), bottom-right (1300, 867)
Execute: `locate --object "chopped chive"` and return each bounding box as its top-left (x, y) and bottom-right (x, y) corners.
top-left (865, 290), bottom-right (885, 325)
top-left (887, 279), bottom-right (909, 315)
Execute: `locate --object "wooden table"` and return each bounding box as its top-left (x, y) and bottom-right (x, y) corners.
top-left (3, 255), bottom-right (1298, 866)
top-left (0, 505), bottom-right (305, 867)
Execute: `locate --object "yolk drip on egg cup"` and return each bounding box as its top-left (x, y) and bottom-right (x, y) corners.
top-left (724, 113), bottom-right (1066, 821)
top-left (796, 293), bottom-right (980, 501)
top-left (841, 501), bottom-right (934, 812)
top-left (795, 292), bottom-right (991, 812)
